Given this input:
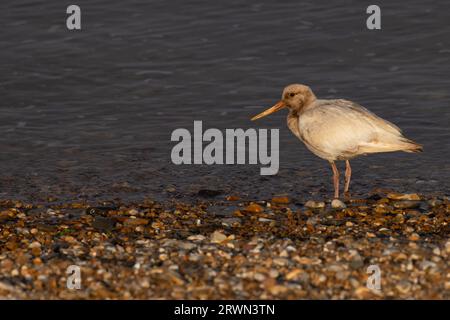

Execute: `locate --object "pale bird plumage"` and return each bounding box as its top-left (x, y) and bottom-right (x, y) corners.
top-left (251, 84), bottom-right (422, 199)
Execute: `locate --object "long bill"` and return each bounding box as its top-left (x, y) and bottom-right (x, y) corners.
top-left (251, 101), bottom-right (286, 121)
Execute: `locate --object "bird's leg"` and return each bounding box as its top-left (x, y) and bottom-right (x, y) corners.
top-left (329, 161), bottom-right (340, 199)
top-left (344, 160), bottom-right (352, 195)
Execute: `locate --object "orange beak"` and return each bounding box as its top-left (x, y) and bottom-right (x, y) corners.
top-left (251, 101), bottom-right (286, 121)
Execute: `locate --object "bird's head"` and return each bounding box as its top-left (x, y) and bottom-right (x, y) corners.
top-left (251, 84), bottom-right (316, 121)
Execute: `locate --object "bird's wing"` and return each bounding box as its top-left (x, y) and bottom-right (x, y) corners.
top-left (299, 99), bottom-right (406, 159)
top-left (334, 99), bottom-right (402, 135)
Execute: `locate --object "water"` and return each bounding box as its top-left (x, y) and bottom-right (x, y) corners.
top-left (0, 0), bottom-right (449, 203)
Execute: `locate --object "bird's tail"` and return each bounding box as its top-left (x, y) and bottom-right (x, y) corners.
top-left (401, 138), bottom-right (423, 153)
top-left (358, 137), bottom-right (423, 154)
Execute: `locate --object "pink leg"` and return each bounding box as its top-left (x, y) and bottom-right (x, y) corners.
top-left (329, 161), bottom-right (340, 199)
top-left (344, 160), bottom-right (351, 194)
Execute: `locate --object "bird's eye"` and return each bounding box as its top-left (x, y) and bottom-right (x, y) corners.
top-left (289, 92), bottom-right (295, 97)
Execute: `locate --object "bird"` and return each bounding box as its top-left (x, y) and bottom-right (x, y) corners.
top-left (251, 84), bottom-right (422, 199)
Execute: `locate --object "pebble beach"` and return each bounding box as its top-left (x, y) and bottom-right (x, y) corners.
top-left (0, 191), bottom-right (448, 299)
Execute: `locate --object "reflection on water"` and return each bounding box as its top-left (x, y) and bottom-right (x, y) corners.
top-left (0, 0), bottom-right (449, 202)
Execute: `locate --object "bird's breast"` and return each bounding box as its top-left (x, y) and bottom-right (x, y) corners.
top-left (286, 112), bottom-right (302, 140)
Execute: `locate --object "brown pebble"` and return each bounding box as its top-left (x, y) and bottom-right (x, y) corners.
top-left (392, 201), bottom-right (420, 209)
top-left (244, 203), bottom-right (264, 213)
top-left (387, 193), bottom-right (421, 201)
top-left (31, 247), bottom-right (42, 256)
top-left (210, 230), bottom-right (228, 244)
top-left (0, 259), bottom-right (14, 271)
top-left (271, 196), bottom-right (290, 204)
top-left (123, 218), bottom-right (149, 226)
top-left (305, 200), bottom-right (325, 209)
top-left (285, 269), bottom-right (304, 281)
top-left (408, 233), bottom-right (420, 241)
top-left (355, 287), bottom-right (372, 299)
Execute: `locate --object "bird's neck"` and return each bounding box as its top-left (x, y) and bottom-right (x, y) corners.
top-left (303, 93), bottom-right (317, 110)
top-left (293, 96), bottom-right (317, 115)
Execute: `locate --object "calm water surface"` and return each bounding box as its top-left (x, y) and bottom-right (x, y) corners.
top-left (0, 0), bottom-right (449, 203)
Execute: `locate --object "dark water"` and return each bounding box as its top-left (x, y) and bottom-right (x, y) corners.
top-left (1, 0), bottom-right (449, 203)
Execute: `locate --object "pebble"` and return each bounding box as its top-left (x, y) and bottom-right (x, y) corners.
top-left (28, 241), bottom-right (41, 249)
top-left (374, 203), bottom-right (393, 214)
top-left (188, 253), bottom-right (202, 262)
top-left (427, 199), bottom-right (442, 207)
top-left (197, 189), bottom-right (222, 197)
top-left (123, 218), bottom-right (149, 226)
top-left (268, 269), bottom-right (279, 278)
top-left (396, 280), bottom-right (412, 294)
top-left (392, 201), bottom-right (420, 209)
top-left (210, 230), bottom-right (228, 244)
top-left (408, 233), bottom-right (420, 241)
top-left (221, 218), bottom-right (241, 227)
top-left (387, 193), bottom-right (421, 201)
top-left (178, 242), bottom-right (196, 251)
top-left (331, 199), bottom-right (346, 209)
top-left (432, 247), bottom-right (441, 256)
top-left (420, 260), bottom-right (437, 271)
top-left (92, 216), bottom-right (116, 231)
top-left (128, 209), bottom-right (139, 215)
top-left (273, 258), bottom-right (289, 266)
top-left (244, 203), bottom-right (264, 213)
top-left (295, 257), bottom-right (321, 265)
top-left (187, 234), bottom-right (206, 242)
top-left (285, 269), bottom-right (303, 281)
top-left (268, 284), bottom-right (288, 296)
top-left (445, 241), bottom-right (450, 254)
top-left (304, 200), bottom-right (325, 209)
top-left (254, 273), bottom-right (266, 282)
top-left (355, 287), bottom-right (372, 298)
top-left (271, 196), bottom-right (290, 204)
top-left (258, 218), bottom-right (274, 222)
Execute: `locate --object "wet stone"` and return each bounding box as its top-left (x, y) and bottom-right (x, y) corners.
top-left (220, 218), bottom-right (241, 227)
top-left (92, 216), bottom-right (116, 231)
top-left (210, 230), bottom-right (228, 244)
top-left (271, 196), bottom-right (290, 204)
top-left (187, 234), bottom-right (206, 242)
top-left (304, 200), bottom-right (325, 209)
top-left (178, 242), bottom-right (196, 251)
top-left (331, 199), bottom-right (346, 209)
top-left (396, 280), bottom-right (412, 294)
top-left (387, 193), bottom-right (421, 201)
top-left (208, 205), bottom-right (236, 218)
top-left (374, 203), bottom-right (393, 214)
top-left (197, 189), bottom-right (222, 198)
top-left (244, 203), bottom-right (264, 213)
top-left (427, 199), bottom-right (442, 207)
top-left (123, 218), bottom-right (149, 226)
top-left (392, 201), bottom-right (420, 209)
top-left (258, 217), bottom-right (274, 223)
